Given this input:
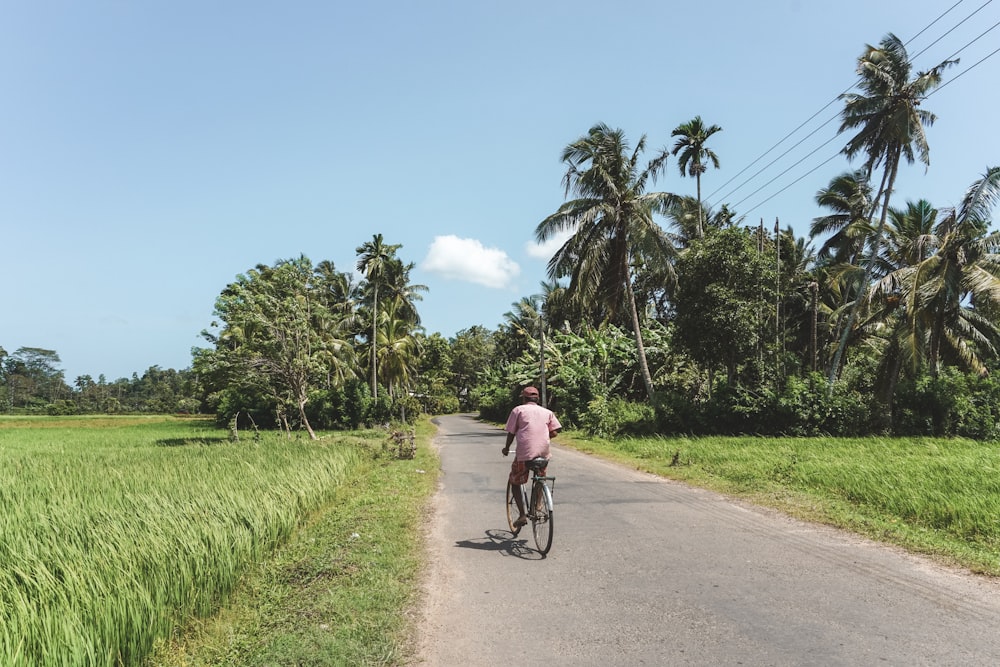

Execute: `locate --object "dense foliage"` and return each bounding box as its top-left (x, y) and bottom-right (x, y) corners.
top-left (476, 35), bottom-right (1000, 440)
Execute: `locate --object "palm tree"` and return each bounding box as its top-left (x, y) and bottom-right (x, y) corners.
top-left (314, 259), bottom-right (361, 322)
top-left (356, 234), bottom-right (401, 400)
top-left (884, 200), bottom-right (939, 267)
top-left (537, 123), bottom-right (678, 401)
top-left (375, 298), bottom-right (422, 401)
top-left (311, 260), bottom-right (360, 390)
top-left (849, 169), bottom-right (1000, 432)
top-left (883, 168), bottom-right (1000, 377)
top-left (380, 258), bottom-right (427, 327)
top-left (826, 33), bottom-right (956, 388)
top-left (503, 292), bottom-right (551, 405)
top-left (662, 195), bottom-right (740, 251)
top-left (671, 116), bottom-right (722, 240)
top-left (811, 170), bottom-right (874, 264)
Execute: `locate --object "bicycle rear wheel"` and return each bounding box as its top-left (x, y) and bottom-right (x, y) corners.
top-left (506, 481), bottom-right (525, 535)
top-left (530, 481), bottom-right (553, 554)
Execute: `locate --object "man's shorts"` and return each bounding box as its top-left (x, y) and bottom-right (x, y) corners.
top-left (509, 459), bottom-right (546, 486)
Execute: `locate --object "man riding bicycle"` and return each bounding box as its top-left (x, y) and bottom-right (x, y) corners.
top-left (501, 386), bottom-right (561, 529)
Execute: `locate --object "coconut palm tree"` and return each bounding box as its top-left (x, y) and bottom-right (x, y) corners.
top-left (356, 234), bottom-right (401, 400)
top-left (503, 291), bottom-right (552, 405)
top-left (851, 168), bottom-right (1000, 432)
top-left (314, 259), bottom-right (361, 322)
top-left (662, 195), bottom-right (740, 251)
top-left (884, 168), bottom-right (1000, 377)
top-left (380, 258), bottom-right (427, 327)
top-left (375, 298), bottom-right (422, 401)
top-left (671, 116), bottom-right (722, 240)
top-left (537, 123), bottom-right (678, 401)
top-left (826, 33), bottom-right (956, 387)
top-left (811, 170), bottom-right (874, 264)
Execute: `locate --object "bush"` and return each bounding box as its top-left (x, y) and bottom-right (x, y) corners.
top-left (307, 380), bottom-right (371, 430)
top-left (582, 397), bottom-right (656, 437)
top-left (776, 374), bottom-right (870, 437)
top-left (650, 375), bottom-right (870, 437)
top-left (45, 400), bottom-right (79, 416)
top-left (894, 370), bottom-right (1000, 439)
top-left (474, 368), bottom-right (519, 423)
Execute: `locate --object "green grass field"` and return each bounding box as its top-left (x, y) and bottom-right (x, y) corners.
top-left (560, 432), bottom-right (1000, 576)
top-left (0, 415), bottom-right (436, 666)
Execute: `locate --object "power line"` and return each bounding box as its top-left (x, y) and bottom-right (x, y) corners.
top-left (704, 0), bottom-right (992, 219)
top-left (710, 0), bottom-right (999, 222)
top-left (732, 138), bottom-right (840, 213)
top-left (740, 38), bottom-right (1000, 219)
top-left (909, 0), bottom-right (995, 62)
top-left (934, 42), bottom-right (1000, 94)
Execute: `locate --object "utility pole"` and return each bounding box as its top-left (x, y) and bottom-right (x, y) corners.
top-left (775, 218), bottom-right (782, 381)
top-left (539, 315), bottom-right (548, 408)
top-left (810, 281), bottom-right (819, 373)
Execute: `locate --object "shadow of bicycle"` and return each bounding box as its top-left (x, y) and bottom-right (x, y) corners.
top-left (453, 528), bottom-right (545, 560)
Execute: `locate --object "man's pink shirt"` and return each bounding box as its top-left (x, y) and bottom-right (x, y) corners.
top-left (504, 402), bottom-right (562, 461)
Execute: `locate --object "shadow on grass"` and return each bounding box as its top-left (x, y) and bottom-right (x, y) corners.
top-left (155, 436), bottom-right (230, 447)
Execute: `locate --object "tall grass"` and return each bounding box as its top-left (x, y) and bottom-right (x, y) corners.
top-left (0, 416), bottom-right (368, 666)
top-left (149, 416), bottom-right (440, 666)
top-left (565, 433), bottom-right (1000, 574)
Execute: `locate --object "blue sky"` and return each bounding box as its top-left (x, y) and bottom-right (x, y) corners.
top-left (3, 0), bottom-right (999, 382)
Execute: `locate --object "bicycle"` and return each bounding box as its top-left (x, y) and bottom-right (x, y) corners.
top-left (505, 457), bottom-right (554, 554)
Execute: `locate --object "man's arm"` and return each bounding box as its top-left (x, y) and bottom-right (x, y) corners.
top-left (502, 432), bottom-right (515, 456)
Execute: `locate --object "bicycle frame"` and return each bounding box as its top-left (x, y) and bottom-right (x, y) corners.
top-left (506, 464), bottom-right (555, 554)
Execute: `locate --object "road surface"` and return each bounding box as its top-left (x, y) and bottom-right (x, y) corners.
top-left (414, 414), bottom-right (1000, 666)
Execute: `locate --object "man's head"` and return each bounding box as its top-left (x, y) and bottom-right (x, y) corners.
top-left (520, 386), bottom-right (540, 402)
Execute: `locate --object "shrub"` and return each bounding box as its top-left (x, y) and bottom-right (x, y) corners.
top-left (45, 400), bottom-right (78, 416)
top-left (582, 397), bottom-right (657, 437)
top-left (894, 370), bottom-right (1000, 439)
top-left (307, 380), bottom-right (371, 430)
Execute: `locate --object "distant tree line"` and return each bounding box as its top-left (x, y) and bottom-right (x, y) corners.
top-left (0, 346), bottom-right (201, 415)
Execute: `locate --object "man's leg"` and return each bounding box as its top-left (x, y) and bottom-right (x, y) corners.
top-left (510, 462), bottom-right (527, 526)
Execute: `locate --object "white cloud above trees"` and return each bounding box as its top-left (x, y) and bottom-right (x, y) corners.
top-left (421, 235), bottom-right (520, 289)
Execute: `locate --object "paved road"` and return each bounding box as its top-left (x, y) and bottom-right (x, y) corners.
top-left (414, 414), bottom-right (1000, 666)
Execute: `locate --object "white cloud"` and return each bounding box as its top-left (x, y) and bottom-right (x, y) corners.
top-left (525, 227), bottom-right (576, 261)
top-left (421, 235), bottom-right (520, 289)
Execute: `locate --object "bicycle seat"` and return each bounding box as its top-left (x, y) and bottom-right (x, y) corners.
top-left (525, 457), bottom-right (549, 472)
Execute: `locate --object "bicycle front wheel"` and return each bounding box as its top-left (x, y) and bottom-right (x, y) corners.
top-left (530, 482), bottom-right (554, 555)
top-left (506, 481), bottom-right (523, 535)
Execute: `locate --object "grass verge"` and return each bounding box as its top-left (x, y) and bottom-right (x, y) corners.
top-left (558, 432), bottom-right (1000, 577)
top-left (147, 417), bottom-right (438, 666)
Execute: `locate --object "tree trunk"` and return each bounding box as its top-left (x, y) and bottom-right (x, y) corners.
top-left (371, 284), bottom-right (379, 401)
top-left (929, 315), bottom-right (945, 378)
top-left (827, 150), bottom-right (899, 392)
top-left (626, 278), bottom-right (655, 401)
top-left (298, 396), bottom-right (317, 440)
top-left (695, 173), bottom-right (704, 239)
top-left (873, 339), bottom-right (902, 434)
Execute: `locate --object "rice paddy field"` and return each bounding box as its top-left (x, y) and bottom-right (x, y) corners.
top-left (0, 415), bottom-right (383, 666)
